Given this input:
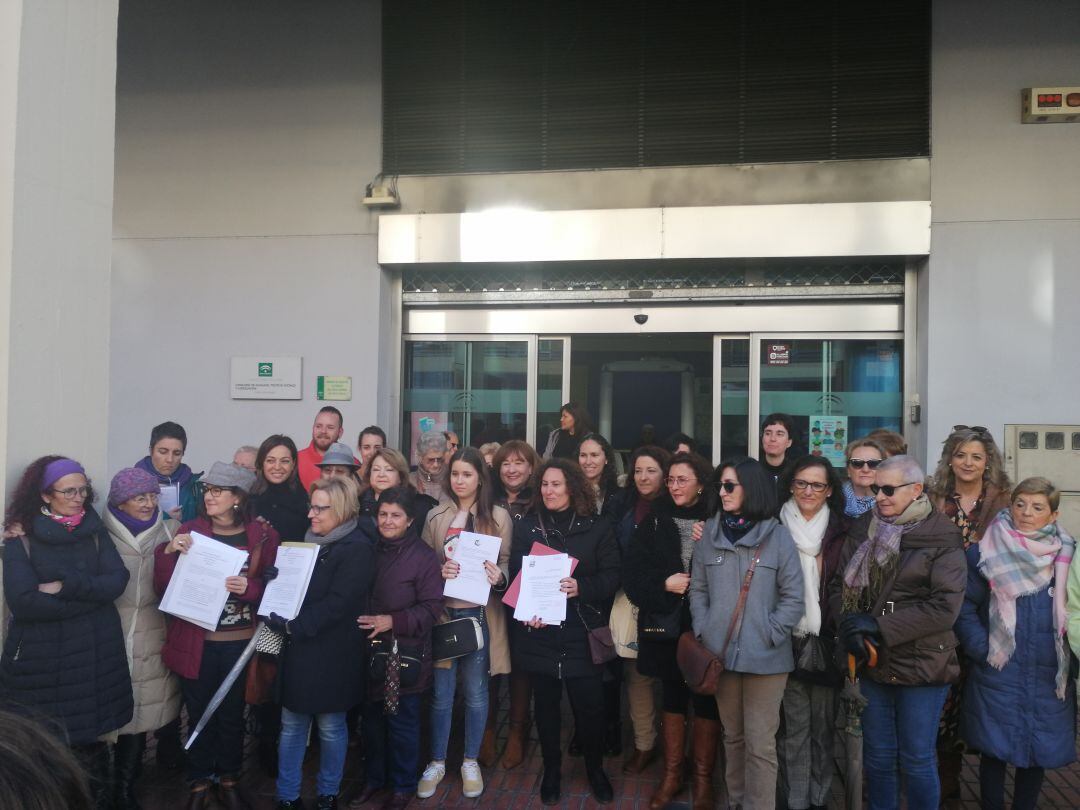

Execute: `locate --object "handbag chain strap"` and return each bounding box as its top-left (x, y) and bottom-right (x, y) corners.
top-left (718, 536), bottom-right (769, 663)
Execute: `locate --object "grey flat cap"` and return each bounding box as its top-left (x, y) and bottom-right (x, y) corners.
top-left (202, 461), bottom-right (257, 493)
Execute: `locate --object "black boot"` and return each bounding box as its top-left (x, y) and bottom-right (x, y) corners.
top-left (603, 721), bottom-right (623, 757)
top-left (73, 742), bottom-right (114, 810)
top-left (540, 764), bottom-right (561, 805)
top-left (114, 733), bottom-right (146, 810)
top-left (585, 756), bottom-right (614, 804)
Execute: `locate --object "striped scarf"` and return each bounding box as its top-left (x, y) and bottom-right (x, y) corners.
top-left (978, 508), bottom-right (1075, 700)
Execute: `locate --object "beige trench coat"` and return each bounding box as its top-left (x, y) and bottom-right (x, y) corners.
top-left (102, 508), bottom-right (182, 735)
top-left (422, 501), bottom-right (513, 675)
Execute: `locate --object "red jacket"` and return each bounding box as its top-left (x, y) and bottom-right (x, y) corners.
top-left (154, 516), bottom-right (280, 679)
top-left (297, 444), bottom-right (324, 492)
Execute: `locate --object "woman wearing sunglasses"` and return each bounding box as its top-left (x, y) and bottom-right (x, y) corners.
top-left (689, 456), bottom-right (804, 810)
top-left (1, 456), bottom-right (134, 809)
top-left (775, 456), bottom-right (848, 810)
top-left (269, 475), bottom-right (374, 810)
top-left (155, 461), bottom-right (281, 809)
top-left (624, 451), bottom-right (720, 810)
top-left (842, 437), bottom-right (886, 517)
top-left (926, 426), bottom-right (1012, 806)
top-left (959, 477), bottom-right (1075, 810)
top-left (829, 455), bottom-right (966, 810)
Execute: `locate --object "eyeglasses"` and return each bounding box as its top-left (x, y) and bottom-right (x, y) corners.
top-left (792, 479), bottom-right (828, 493)
top-left (848, 458), bottom-right (882, 470)
top-left (715, 481), bottom-right (741, 493)
top-left (665, 476), bottom-right (695, 487)
top-left (50, 485), bottom-right (90, 500)
top-left (131, 493), bottom-right (159, 506)
top-left (204, 486), bottom-right (231, 498)
top-left (309, 503), bottom-right (332, 515)
top-left (870, 482), bottom-right (919, 497)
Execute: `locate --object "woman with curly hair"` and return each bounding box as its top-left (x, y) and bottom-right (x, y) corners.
top-left (1, 456), bottom-right (133, 810)
top-left (926, 426), bottom-right (1012, 806)
top-left (509, 458), bottom-right (620, 805)
top-left (577, 433), bottom-right (622, 519)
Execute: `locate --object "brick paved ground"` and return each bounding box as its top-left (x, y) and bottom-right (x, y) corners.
top-left (138, 682), bottom-right (1080, 809)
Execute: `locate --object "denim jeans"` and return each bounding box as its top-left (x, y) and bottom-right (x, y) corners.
top-left (860, 679), bottom-right (949, 810)
top-left (362, 694), bottom-right (422, 792)
top-left (276, 708), bottom-right (348, 801)
top-left (430, 606), bottom-right (490, 760)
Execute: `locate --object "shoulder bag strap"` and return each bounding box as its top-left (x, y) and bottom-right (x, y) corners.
top-left (717, 535), bottom-right (769, 662)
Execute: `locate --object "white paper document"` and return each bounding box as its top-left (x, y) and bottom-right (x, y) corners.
top-left (513, 553), bottom-right (572, 625)
top-left (158, 483), bottom-right (180, 515)
top-left (443, 531), bottom-right (503, 606)
top-left (258, 542), bottom-right (319, 621)
top-left (159, 532), bottom-right (249, 632)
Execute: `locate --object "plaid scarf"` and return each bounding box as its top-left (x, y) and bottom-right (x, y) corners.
top-left (842, 494), bottom-right (931, 613)
top-left (978, 508), bottom-right (1075, 699)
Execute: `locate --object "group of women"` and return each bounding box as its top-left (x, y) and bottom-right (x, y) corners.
top-left (1, 408), bottom-right (1079, 810)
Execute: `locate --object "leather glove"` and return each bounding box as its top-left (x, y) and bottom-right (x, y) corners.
top-left (262, 565), bottom-right (279, 583)
top-left (839, 613), bottom-right (882, 667)
top-left (264, 612), bottom-right (290, 636)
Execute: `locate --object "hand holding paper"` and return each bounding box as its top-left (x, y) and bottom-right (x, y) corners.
top-left (159, 532), bottom-right (249, 632)
top-left (513, 553), bottom-right (572, 625)
top-left (443, 531), bottom-right (503, 606)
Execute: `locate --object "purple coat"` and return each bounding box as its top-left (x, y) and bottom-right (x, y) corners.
top-left (369, 527), bottom-right (444, 695)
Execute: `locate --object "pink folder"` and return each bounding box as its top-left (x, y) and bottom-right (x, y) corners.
top-left (502, 541), bottom-right (579, 609)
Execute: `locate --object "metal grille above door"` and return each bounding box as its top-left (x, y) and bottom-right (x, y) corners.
top-left (383, 0), bottom-right (930, 175)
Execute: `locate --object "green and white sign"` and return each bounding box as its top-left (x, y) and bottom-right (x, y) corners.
top-left (317, 376), bottom-right (352, 401)
top-left (231, 356), bottom-right (302, 399)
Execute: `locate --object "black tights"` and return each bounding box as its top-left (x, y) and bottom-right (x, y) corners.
top-left (661, 673), bottom-right (720, 719)
top-left (532, 671), bottom-right (605, 769)
top-left (978, 755), bottom-right (1044, 810)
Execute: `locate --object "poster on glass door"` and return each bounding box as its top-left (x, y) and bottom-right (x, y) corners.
top-left (410, 412), bottom-right (449, 465)
top-left (809, 415), bottom-right (848, 468)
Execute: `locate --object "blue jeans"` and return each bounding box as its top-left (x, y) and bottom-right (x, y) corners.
top-left (362, 693), bottom-right (422, 792)
top-left (430, 606), bottom-right (490, 761)
top-left (276, 707), bottom-right (348, 800)
top-left (860, 679), bottom-right (949, 810)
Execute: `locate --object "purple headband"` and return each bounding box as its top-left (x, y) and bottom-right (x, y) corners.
top-left (41, 458), bottom-right (87, 492)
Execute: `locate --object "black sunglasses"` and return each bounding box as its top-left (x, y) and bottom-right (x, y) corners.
top-left (715, 481), bottom-right (740, 493)
top-left (848, 458), bottom-right (882, 470)
top-left (953, 424), bottom-right (991, 438)
top-left (870, 482), bottom-right (919, 497)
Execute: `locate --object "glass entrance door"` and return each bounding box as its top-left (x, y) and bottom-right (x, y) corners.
top-left (402, 337), bottom-right (533, 464)
top-left (754, 336), bottom-right (904, 467)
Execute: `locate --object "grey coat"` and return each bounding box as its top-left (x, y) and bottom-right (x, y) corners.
top-left (689, 516), bottom-right (804, 675)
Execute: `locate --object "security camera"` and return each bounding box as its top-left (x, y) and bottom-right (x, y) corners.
top-left (634, 313), bottom-right (649, 325)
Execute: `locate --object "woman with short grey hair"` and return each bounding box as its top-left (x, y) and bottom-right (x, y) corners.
top-left (411, 431), bottom-right (449, 502)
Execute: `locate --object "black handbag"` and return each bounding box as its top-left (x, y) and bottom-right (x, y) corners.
top-left (432, 614), bottom-right (486, 662)
top-left (369, 637), bottom-right (423, 690)
top-left (637, 598), bottom-right (684, 641)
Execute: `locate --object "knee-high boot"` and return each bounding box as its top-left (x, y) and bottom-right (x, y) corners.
top-left (500, 670), bottom-right (532, 770)
top-left (114, 733), bottom-right (146, 809)
top-left (73, 741), bottom-right (114, 810)
top-left (649, 712), bottom-right (686, 810)
top-left (690, 717), bottom-right (719, 810)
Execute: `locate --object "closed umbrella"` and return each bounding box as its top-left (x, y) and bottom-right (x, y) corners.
top-left (841, 643), bottom-right (877, 810)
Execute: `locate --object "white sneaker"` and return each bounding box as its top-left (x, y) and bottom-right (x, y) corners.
top-left (417, 760), bottom-right (446, 799)
top-left (461, 759), bottom-right (484, 798)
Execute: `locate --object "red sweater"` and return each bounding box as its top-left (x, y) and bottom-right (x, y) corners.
top-left (297, 444), bottom-right (324, 492)
top-left (154, 516), bottom-right (280, 679)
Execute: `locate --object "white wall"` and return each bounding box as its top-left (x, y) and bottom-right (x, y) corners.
top-left (110, 0), bottom-right (387, 473)
top-left (925, 0), bottom-right (1080, 458)
top-left (3, 0), bottom-right (118, 493)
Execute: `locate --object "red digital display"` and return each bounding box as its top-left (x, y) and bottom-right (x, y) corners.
top-left (1037, 93), bottom-right (1062, 108)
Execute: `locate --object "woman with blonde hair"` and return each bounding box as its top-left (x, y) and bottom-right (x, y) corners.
top-left (926, 426), bottom-right (1012, 805)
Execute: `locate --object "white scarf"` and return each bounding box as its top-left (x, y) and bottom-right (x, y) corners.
top-left (781, 499), bottom-right (829, 637)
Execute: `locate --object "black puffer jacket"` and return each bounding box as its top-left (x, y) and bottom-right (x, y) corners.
top-left (0, 508), bottom-right (134, 744)
top-left (623, 499), bottom-right (709, 680)
top-left (509, 508), bottom-right (620, 679)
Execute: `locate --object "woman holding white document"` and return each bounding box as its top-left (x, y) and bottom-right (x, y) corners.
top-left (154, 461), bottom-right (280, 810)
top-left (268, 475), bottom-right (374, 810)
top-left (417, 448), bottom-right (512, 801)
top-left (508, 458), bottom-right (621, 806)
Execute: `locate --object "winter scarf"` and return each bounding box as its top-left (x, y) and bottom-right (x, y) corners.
top-left (978, 508), bottom-right (1075, 700)
top-left (842, 481), bottom-right (876, 518)
top-left (780, 499), bottom-right (830, 637)
top-left (136, 455), bottom-right (194, 490)
top-left (842, 494), bottom-right (932, 612)
top-left (108, 503), bottom-right (158, 536)
top-left (305, 517), bottom-right (359, 547)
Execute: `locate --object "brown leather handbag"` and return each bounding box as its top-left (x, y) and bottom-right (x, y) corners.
top-left (677, 536), bottom-right (769, 695)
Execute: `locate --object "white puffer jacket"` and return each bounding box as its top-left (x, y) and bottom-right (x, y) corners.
top-left (102, 508), bottom-right (181, 735)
